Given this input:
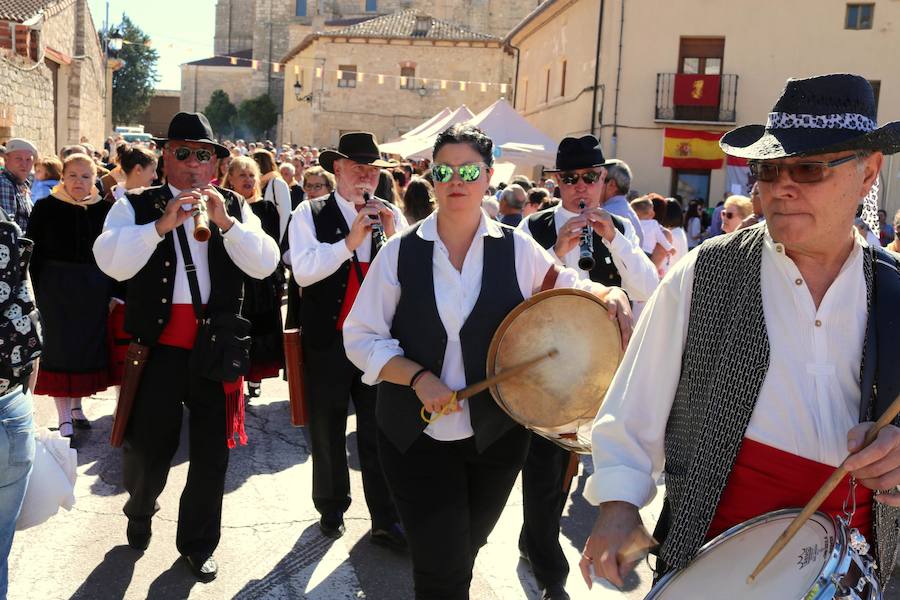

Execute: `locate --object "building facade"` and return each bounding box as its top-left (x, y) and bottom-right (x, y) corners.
top-left (281, 9), bottom-right (513, 148)
top-left (0, 0), bottom-right (105, 155)
top-left (138, 89), bottom-right (181, 137)
top-left (507, 0), bottom-right (900, 215)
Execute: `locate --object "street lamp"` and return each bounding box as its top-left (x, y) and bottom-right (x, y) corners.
top-left (107, 28), bottom-right (123, 55)
top-left (293, 79), bottom-right (303, 101)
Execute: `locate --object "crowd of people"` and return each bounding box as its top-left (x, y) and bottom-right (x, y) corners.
top-left (0, 72), bottom-right (899, 600)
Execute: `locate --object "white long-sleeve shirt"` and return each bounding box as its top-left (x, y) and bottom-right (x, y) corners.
top-left (263, 175), bottom-right (293, 244)
top-left (518, 205), bottom-right (659, 301)
top-left (93, 184), bottom-right (279, 303)
top-left (288, 190), bottom-right (408, 287)
top-left (343, 209), bottom-right (609, 442)
top-left (585, 227), bottom-right (868, 509)
top-left (638, 218), bottom-right (674, 255)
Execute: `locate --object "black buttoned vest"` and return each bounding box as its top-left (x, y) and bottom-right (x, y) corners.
top-left (123, 185), bottom-right (245, 345)
top-left (376, 222), bottom-right (525, 453)
top-left (526, 207), bottom-right (626, 286)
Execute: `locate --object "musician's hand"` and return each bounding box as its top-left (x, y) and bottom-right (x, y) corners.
top-left (414, 372), bottom-right (460, 415)
top-left (585, 208), bottom-right (617, 243)
top-left (580, 502), bottom-right (649, 589)
top-left (345, 205), bottom-right (381, 251)
top-left (554, 215), bottom-right (587, 259)
top-left (155, 191), bottom-right (199, 236)
top-left (199, 186), bottom-right (234, 232)
top-left (377, 204), bottom-right (397, 238)
top-left (845, 422), bottom-right (900, 506)
top-left (598, 286), bottom-right (633, 350)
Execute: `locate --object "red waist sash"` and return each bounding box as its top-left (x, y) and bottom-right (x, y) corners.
top-left (708, 438), bottom-right (872, 541)
top-left (336, 262), bottom-right (369, 331)
top-left (157, 304), bottom-right (247, 448)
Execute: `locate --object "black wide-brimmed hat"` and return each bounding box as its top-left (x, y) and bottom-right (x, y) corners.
top-left (155, 112), bottom-right (229, 158)
top-left (319, 132), bottom-right (397, 173)
top-left (544, 135), bottom-right (614, 173)
top-left (720, 73), bottom-right (900, 159)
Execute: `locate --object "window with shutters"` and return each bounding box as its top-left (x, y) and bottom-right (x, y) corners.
top-left (337, 65), bottom-right (357, 88)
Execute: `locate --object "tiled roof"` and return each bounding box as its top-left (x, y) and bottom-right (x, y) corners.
top-left (324, 9), bottom-right (497, 41)
top-left (184, 48), bottom-right (253, 67)
top-left (0, 0), bottom-right (58, 22)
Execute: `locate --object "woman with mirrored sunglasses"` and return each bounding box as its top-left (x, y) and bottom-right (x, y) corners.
top-left (343, 123), bottom-right (633, 600)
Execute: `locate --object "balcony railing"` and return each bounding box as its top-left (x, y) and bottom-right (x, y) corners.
top-left (655, 73), bottom-right (738, 123)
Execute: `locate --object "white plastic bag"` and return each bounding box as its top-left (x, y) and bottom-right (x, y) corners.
top-left (16, 428), bottom-right (77, 530)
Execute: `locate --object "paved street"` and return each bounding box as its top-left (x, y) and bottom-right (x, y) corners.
top-left (9, 379), bottom-right (662, 600)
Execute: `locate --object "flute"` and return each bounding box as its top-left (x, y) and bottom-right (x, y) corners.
top-left (577, 200), bottom-right (595, 271)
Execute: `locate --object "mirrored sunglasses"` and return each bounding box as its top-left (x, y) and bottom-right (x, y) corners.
top-left (559, 171), bottom-right (603, 185)
top-left (172, 147), bottom-right (214, 163)
top-left (431, 163), bottom-right (483, 183)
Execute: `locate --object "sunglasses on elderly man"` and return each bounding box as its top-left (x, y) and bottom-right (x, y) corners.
top-left (431, 163), bottom-right (484, 183)
top-left (559, 171), bottom-right (604, 185)
top-left (748, 154), bottom-right (858, 184)
top-left (171, 146), bottom-right (214, 163)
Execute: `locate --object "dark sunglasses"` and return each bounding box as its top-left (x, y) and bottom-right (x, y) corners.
top-left (559, 171), bottom-right (603, 185)
top-left (722, 211), bottom-right (735, 219)
top-left (749, 154), bottom-right (858, 183)
top-left (172, 146), bottom-right (214, 163)
top-left (431, 163), bottom-right (483, 183)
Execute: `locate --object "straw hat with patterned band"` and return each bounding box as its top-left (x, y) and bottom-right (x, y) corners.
top-left (154, 111), bottom-right (230, 158)
top-left (719, 73), bottom-right (900, 159)
top-left (543, 134), bottom-right (615, 173)
top-left (319, 132), bottom-right (397, 174)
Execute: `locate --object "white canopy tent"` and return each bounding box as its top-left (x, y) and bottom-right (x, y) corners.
top-left (399, 107), bottom-right (451, 139)
top-left (379, 105), bottom-right (475, 158)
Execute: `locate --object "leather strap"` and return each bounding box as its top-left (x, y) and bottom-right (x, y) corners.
top-left (174, 225), bottom-right (204, 320)
top-left (540, 264), bottom-right (561, 292)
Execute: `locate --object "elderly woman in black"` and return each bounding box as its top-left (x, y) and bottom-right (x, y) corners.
top-left (343, 124), bottom-right (632, 600)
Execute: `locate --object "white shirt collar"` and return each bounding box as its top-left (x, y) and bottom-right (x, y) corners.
top-left (334, 189), bottom-right (362, 208)
top-left (555, 204), bottom-right (579, 220)
top-left (416, 208), bottom-right (504, 242)
top-left (763, 224), bottom-right (866, 267)
top-left (168, 183), bottom-right (181, 197)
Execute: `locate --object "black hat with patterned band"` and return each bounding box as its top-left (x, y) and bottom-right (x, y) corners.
top-left (720, 73), bottom-right (900, 159)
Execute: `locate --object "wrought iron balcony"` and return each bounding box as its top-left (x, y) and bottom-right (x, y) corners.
top-left (655, 73), bottom-right (738, 123)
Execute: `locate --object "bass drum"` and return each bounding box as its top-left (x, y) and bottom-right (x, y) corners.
top-left (486, 288), bottom-right (623, 454)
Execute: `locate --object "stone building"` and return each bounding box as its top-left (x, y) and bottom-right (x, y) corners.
top-left (0, 0), bottom-right (105, 155)
top-left (280, 9), bottom-right (513, 148)
top-left (506, 0), bottom-right (900, 215)
top-left (184, 0), bottom-right (536, 138)
top-left (138, 89), bottom-right (181, 137)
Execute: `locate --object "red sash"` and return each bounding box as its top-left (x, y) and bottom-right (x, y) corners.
top-left (708, 438), bottom-right (872, 540)
top-left (158, 304), bottom-right (247, 448)
top-left (336, 262), bottom-right (369, 331)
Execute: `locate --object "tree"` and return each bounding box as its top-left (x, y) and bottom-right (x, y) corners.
top-left (205, 90), bottom-right (238, 137)
top-left (102, 15), bottom-right (159, 126)
top-left (235, 94), bottom-right (278, 140)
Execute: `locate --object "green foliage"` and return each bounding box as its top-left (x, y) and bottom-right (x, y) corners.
top-left (103, 15), bottom-right (160, 126)
top-left (235, 94), bottom-right (278, 139)
top-left (205, 90), bottom-right (238, 137)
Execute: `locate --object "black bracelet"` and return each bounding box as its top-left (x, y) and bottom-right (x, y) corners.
top-left (409, 367), bottom-right (429, 389)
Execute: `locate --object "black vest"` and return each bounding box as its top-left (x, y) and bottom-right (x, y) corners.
top-left (298, 192), bottom-right (385, 349)
top-left (526, 207), bottom-right (626, 286)
top-left (123, 185), bottom-right (245, 345)
top-left (377, 223), bottom-right (525, 453)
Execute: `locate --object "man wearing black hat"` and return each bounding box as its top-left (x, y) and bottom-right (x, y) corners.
top-left (94, 112), bottom-right (280, 582)
top-left (581, 74), bottom-right (900, 594)
top-left (287, 131), bottom-right (407, 549)
top-left (516, 134), bottom-right (657, 599)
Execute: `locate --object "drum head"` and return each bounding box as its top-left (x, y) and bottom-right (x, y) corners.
top-left (487, 288), bottom-right (622, 428)
top-left (647, 510), bottom-right (839, 600)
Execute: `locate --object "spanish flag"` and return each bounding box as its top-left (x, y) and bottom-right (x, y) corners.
top-left (662, 128), bottom-right (726, 169)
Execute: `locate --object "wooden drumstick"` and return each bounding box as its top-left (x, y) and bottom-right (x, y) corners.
top-left (748, 393), bottom-right (900, 584)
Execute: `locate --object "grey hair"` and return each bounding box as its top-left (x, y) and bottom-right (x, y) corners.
top-left (501, 184), bottom-right (526, 209)
top-left (280, 162), bottom-right (296, 176)
top-left (605, 160), bottom-right (632, 194)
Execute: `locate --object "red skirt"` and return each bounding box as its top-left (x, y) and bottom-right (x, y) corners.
top-left (106, 303), bottom-right (130, 386)
top-left (247, 361), bottom-right (282, 382)
top-left (35, 368), bottom-right (109, 398)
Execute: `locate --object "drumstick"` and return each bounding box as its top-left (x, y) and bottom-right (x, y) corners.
top-left (420, 349), bottom-right (559, 423)
top-left (748, 393), bottom-right (900, 584)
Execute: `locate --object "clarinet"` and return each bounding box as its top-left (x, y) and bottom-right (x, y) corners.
top-left (577, 200), bottom-right (596, 271)
top-left (363, 191), bottom-right (386, 246)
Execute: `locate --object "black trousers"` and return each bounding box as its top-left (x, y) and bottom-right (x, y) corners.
top-left (122, 345), bottom-right (229, 557)
top-left (304, 334), bottom-right (396, 526)
top-left (378, 426), bottom-right (531, 600)
top-left (519, 432), bottom-right (576, 588)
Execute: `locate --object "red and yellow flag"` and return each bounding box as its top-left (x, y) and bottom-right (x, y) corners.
top-left (662, 128), bottom-right (726, 169)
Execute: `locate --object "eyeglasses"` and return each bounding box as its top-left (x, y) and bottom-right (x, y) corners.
top-left (304, 182), bottom-right (326, 190)
top-left (431, 163), bottom-right (483, 183)
top-left (172, 147), bottom-right (214, 163)
top-left (749, 154), bottom-right (858, 183)
top-left (722, 211), bottom-right (735, 219)
top-left (559, 171), bottom-right (603, 185)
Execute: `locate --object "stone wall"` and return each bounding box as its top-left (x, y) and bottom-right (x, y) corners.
top-left (180, 64), bottom-right (255, 116)
top-left (282, 38), bottom-right (513, 147)
top-left (140, 91), bottom-right (181, 137)
top-left (214, 0), bottom-right (256, 54)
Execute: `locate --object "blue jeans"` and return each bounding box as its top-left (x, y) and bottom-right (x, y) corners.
top-left (0, 388), bottom-right (33, 599)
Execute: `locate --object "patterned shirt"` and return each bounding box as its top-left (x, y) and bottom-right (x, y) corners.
top-left (0, 170), bottom-right (32, 230)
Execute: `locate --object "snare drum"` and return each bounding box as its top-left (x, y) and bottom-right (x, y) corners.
top-left (486, 288), bottom-right (622, 454)
top-left (645, 509), bottom-right (881, 600)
